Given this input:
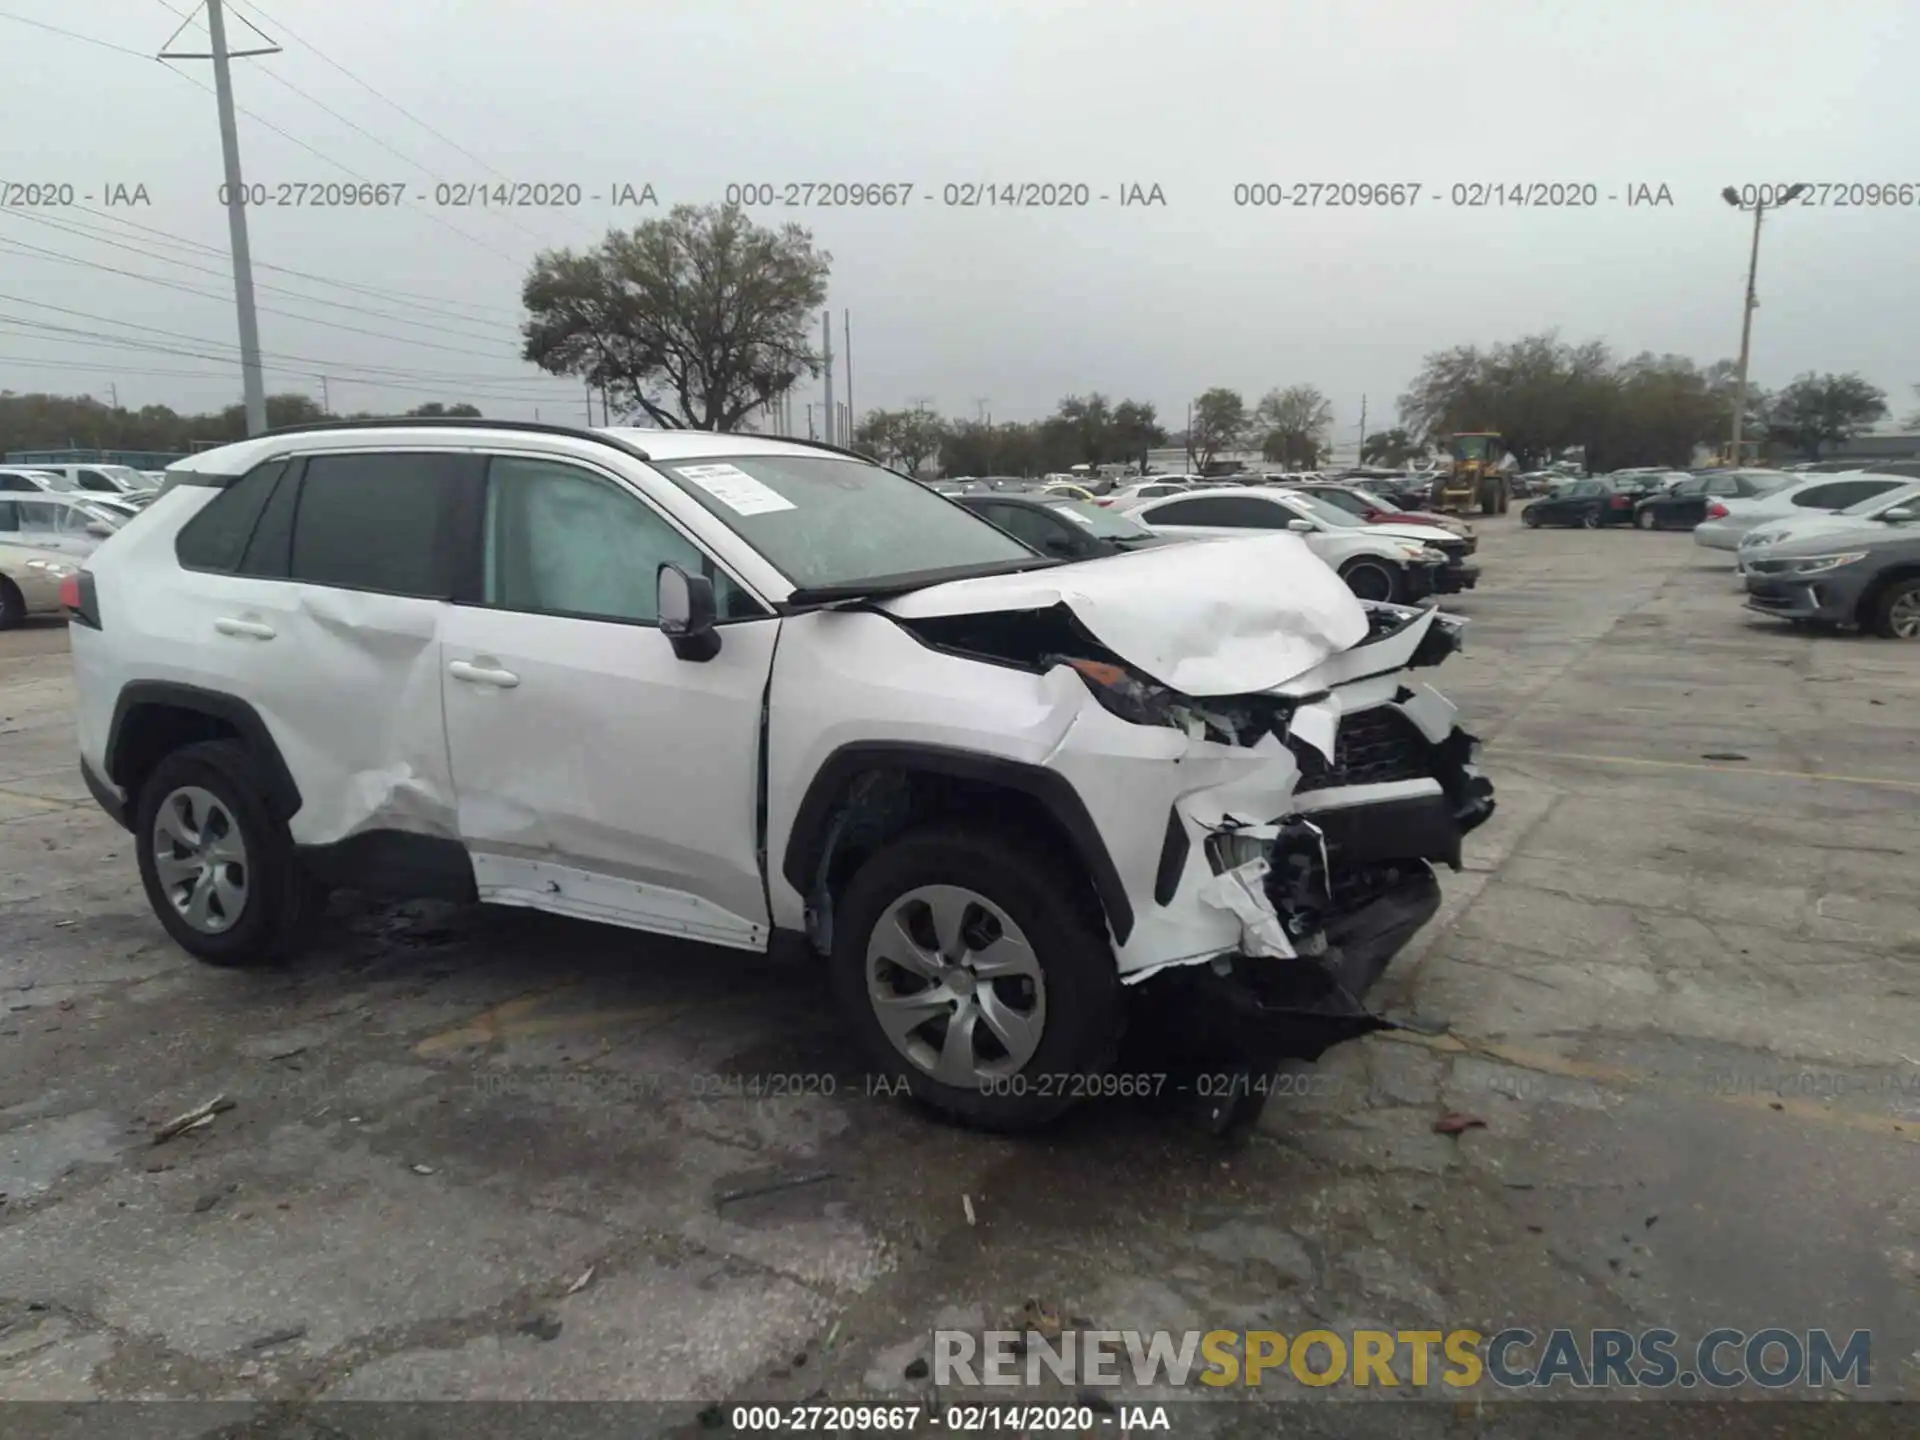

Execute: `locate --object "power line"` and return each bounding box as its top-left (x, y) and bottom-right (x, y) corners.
top-left (0, 9), bottom-right (162, 61)
top-left (0, 238), bottom-right (524, 359)
top-left (60, 205), bottom-right (523, 321)
top-left (0, 228), bottom-right (514, 347)
top-left (0, 207), bottom-right (525, 332)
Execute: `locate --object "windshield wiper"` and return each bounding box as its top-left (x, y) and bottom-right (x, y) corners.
top-left (780, 556), bottom-right (1066, 610)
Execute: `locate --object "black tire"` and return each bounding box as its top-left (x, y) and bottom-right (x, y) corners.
top-left (1522, 507), bottom-right (1542, 529)
top-left (1636, 507), bottom-right (1659, 530)
top-left (1340, 558), bottom-right (1400, 603)
top-left (1580, 510), bottom-right (1601, 530)
top-left (831, 824), bottom-right (1122, 1132)
top-left (0, 578), bottom-right (24, 631)
top-left (133, 739), bottom-right (312, 967)
top-left (1866, 575), bottom-right (1920, 640)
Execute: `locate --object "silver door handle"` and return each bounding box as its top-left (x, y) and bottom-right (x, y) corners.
top-left (214, 617), bottom-right (275, 640)
top-left (448, 659), bottom-right (520, 688)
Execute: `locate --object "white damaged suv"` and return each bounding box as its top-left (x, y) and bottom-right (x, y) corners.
top-left (66, 421), bottom-right (1494, 1131)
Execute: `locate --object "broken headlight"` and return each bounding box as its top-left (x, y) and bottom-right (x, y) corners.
top-left (1052, 656), bottom-right (1177, 727)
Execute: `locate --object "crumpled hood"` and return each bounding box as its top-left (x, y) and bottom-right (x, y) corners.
top-left (877, 533), bottom-right (1371, 695)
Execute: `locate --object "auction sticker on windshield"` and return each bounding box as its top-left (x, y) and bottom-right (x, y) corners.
top-left (673, 463), bottom-right (797, 516)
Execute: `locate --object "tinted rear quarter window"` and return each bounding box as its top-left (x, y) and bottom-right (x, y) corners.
top-left (1795, 480), bottom-right (1900, 510)
top-left (174, 459), bottom-right (287, 571)
top-left (289, 452), bottom-right (464, 597)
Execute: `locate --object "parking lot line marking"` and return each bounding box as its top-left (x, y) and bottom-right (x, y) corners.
top-left (1383, 1031), bottom-right (1917, 1144)
top-left (1489, 747), bottom-right (1920, 793)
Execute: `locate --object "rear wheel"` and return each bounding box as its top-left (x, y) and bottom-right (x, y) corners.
top-left (1868, 576), bottom-right (1920, 640)
top-left (1580, 510), bottom-right (1601, 530)
top-left (133, 740), bottom-right (312, 966)
top-left (0, 578), bottom-right (24, 631)
top-left (831, 825), bottom-right (1122, 1131)
top-left (1339, 558), bottom-right (1400, 602)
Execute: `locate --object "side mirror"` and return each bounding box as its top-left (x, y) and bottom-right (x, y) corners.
top-left (657, 562), bottom-right (721, 662)
top-left (1286, 518), bottom-right (1316, 534)
top-left (1879, 506), bottom-right (1915, 523)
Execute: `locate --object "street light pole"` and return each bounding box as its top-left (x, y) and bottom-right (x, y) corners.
top-left (1722, 183), bottom-right (1804, 465)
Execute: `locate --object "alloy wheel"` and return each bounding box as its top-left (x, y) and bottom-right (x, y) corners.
top-left (1889, 588), bottom-right (1920, 639)
top-left (865, 885), bottom-right (1046, 1087)
top-left (151, 786), bottom-right (250, 934)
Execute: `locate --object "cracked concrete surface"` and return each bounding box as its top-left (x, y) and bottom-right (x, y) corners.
top-left (0, 522), bottom-right (1915, 1435)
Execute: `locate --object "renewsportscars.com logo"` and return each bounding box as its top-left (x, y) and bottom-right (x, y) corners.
top-left (934, 1327), bottom-right (1872, 1391)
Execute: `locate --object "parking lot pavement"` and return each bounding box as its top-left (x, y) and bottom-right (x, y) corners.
top-left (1, 519), bottom-right (1914, 1430)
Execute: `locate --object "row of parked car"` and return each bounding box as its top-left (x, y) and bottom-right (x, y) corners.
top-left (1515, 461), bottom-right (1920, 640)
top-left (933, 472), bottom-right (1479, 604)
top-left (0, 468), bottom-right (160, 627)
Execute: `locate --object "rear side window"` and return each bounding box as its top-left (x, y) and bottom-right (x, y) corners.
top-left (1144, 495), bottom-right (1282, 526)
top-left (1794, 479), bottom-right (1901, 510)
top-left (175, 459), bottom-right (287, 571)
top-left (289, 452), bottom-right (462, 597)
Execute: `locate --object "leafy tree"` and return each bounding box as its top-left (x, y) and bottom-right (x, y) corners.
top-left (521, 203), bottom-right (830, 430)
top-left (1253, 385), bottom-right (1333, 468)
top-left (1763, 373), bottom-right (1888, 460)
top-left (1188, 387), bottom-right (1248, 469)
top-left (1361, 428), bottom-right (1422, 466)
top-left (1903, 384), bottom-right (1920, 430)
top-left (406, 402), bottom-right (483, 417)
top-left (854, 408), bottom-right (949, 473)
top-left (1110, 400), bottom-right (1166, 469)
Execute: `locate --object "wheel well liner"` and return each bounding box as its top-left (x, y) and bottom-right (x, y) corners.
top-left (782, 742), bottom-right (1135, 944)
top-left (106, 682), bottom-right (302, 820)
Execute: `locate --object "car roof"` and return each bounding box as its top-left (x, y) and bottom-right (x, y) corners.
top-left (166, 422), bottom-right (863, 476)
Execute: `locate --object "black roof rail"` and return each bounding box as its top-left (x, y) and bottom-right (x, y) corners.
top-left (259, 415), bottom-right (655, 462)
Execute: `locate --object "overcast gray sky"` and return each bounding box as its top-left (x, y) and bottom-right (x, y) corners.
top-left (3, 0), bottom-right (1916, 438)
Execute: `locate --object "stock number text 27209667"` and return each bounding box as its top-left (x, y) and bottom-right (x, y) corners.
top-left (722, 182), bottom-right (1167, 208)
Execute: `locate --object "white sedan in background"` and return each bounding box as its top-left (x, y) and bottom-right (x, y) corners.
top-left (1695, 472), bottom-right (1915, 559)
top-left (1123, 486), bottom-right (1454, 602)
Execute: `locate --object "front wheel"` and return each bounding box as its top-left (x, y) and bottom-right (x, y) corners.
top-left (0, 578), bottom-right (24, 631)
top-left (1581, 511), bottom-right (1601, 530)
top-left (1522, 508), bottom-right (1542, 529)
top-left (1340, 558), bottom-right (1400, 602)
top-left (1868, 576), bottom-right (1920, 639)
top-left (831, 825), bottom-right (1122, 1131)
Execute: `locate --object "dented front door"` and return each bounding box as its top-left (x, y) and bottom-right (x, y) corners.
top-left (439, 454), bottom-right (778, 950)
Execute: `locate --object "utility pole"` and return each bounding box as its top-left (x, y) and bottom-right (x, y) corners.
top-left (585, 379), bottom-right (593, 425)
top-left (165, 0), bottom-right (278, 438)
top-left (107, 382), bottom-right (119, 410)
top-left (1358, 394), bottom-right (1367, 462)
top-left (843, 311), bottom-right (854, 442)
top-left (807, 403), bottom-right (816, 441)
top-left (318, 375), bottom-right (330, 415)
top-left (822, 311), bottom-right (835, 447)
top-left (1722, 183), bottom-right (1804, 464)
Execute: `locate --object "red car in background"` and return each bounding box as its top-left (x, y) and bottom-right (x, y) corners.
top-left (1288, 482), bottom-right (1476, 540)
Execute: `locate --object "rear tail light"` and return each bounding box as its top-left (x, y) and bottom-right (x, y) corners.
top-left (1096, 498), bottom-right (1113, 507)
top-left (61, 570), bottom-right (101, 629)
top-left (1706, 502), bottom-right (1729, 519)
top-left (1611, 495), bottom-right (1631, 509)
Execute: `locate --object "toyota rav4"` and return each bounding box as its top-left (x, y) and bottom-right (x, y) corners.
top-left (65, 421), bottom-right (1494, 1132)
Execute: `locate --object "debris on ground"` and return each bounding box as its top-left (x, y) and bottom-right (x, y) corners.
top-left (1018, 1298), bottom-right (1063, 1339)
top-left (409, 1163), bottom-right (436, 1176)
top-left (516, 1314), bottom-right (562, 1342)
top-left (153, 1096), bottom-right (235, 1145)
top-left (565, 1265), bottom-right (595, 1296)
top-left (903, 1356), bottom-right (929, 1380)
top-left (962, 1194), bottom-right (977, 1226)
top-left (248, 1325), bottom-right (307, 1350)
top-left (1701, 752), bottom-right (1749, 762)
top-left (191, 1185), bottom-right (236, 1214)
top-left (714, 1168), bottom-right (836, 1207)
top-left (1432, 1112), bottom-right (1488, 1135)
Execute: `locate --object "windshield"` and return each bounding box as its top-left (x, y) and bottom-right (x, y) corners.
top-left (1344, 488), bottom-right (1394, 511)
top-left (656, 452), bottom-right (1038, 593)
top-left (1278, 490), bottom-right (1366, 528)
top-left (1842, 483), bottom-right (1920, 517)
top-left (1451, 435), bottom-right (1492, 460)
top-left (1045, 499), bottom-right (1154, 538)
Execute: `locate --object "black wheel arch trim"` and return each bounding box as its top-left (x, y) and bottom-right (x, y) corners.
top-left (106, 681), bottom-right (303, 821)
top-left (781, 741), bottom-right (1136, 944)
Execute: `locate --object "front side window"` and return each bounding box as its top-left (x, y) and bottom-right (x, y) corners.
top-left (289, 452), bottom-right (459, 597)
top-left (654, 453), bottom-right (1032, 593)
top-left (76, 470), bottom-right (118, 493)
top-left (974, 503), bottom-right (1068, 553)
top-left (175, 459), bottom-right (288, 572)
top-left (484, 456), bottom-right (757, 624)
